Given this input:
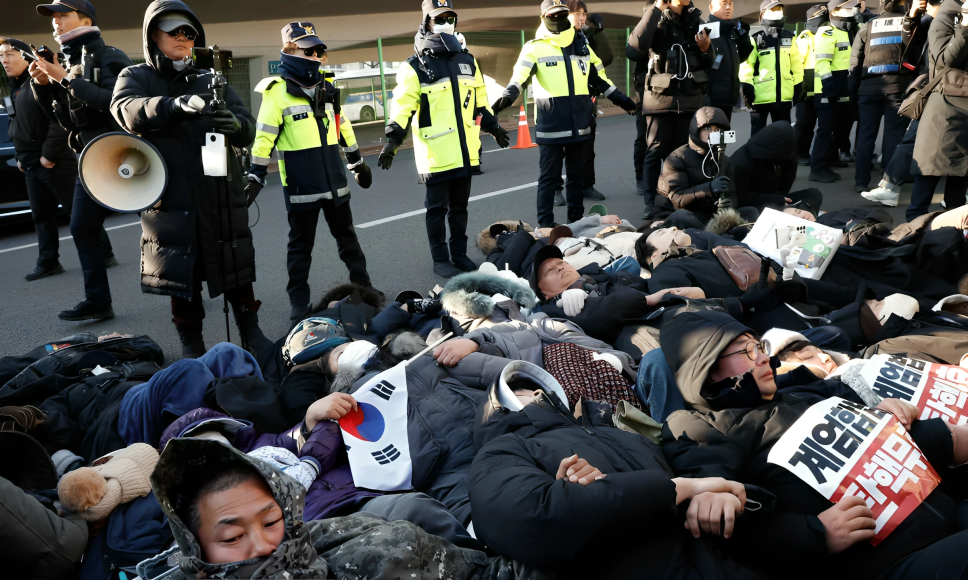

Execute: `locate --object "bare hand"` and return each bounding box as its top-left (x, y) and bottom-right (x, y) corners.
top-left (34, 58), bottom-right (68, 83)
top-left (17, 161), bottom-right (24, 173)
top-left (305, 392), bottom-right (358, 430)
top-left (876, 398), bottom-right (920, 428)
top-left (685, 492), bottom-right (744, 538)
top-left (433, 338), bottom-right (479, 367)
top-left (556, 454), bottom-right (606, 484)
top-left (673, 476), bottom-right (747, 506)
top-left (40, 156), bottom-right (55, 169)
top-left (785, 197), bottom-right (793, 203)
top-left (28, 61), bottom-right (49, 85)
top-left (817, 496), bottom-right (876, 554)
top-left (696, 29), bottom-right (711, 53)
top-left (649, 287), bottom-right (706, 305)
top-left (601, 214), bottom-right (622, 225)
top-left (909, 0), bottom-right (927, 16)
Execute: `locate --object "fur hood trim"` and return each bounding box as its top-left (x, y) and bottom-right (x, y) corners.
top-left (442, 272), bottom-right (537, 318)
top-left (705, 208), bottom-right (746, 235)
top-left (477, 221), bottom-right (533, 255)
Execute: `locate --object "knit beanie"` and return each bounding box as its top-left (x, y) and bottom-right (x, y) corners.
top-left (58, 443), bottom-right (159, 522)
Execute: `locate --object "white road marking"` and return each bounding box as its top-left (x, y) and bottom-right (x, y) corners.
top-left (0, 220), bottom-right (141, 254)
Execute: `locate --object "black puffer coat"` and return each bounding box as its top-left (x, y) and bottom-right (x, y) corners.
top-left (111, 0), bottom-right (256, 300)
top-left (657, 106), bottom-right (736, 214)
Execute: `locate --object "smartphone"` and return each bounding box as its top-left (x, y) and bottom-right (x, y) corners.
top-left (35, 45), bottom-right (55, 64)
top-left (191, 47), bottom-right (233, 71)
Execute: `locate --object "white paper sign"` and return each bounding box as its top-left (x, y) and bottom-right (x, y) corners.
top-left (743, 208), bottom-right (844, 280)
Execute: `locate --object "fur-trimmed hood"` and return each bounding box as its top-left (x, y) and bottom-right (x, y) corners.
top-left (477, 221), bottom-right (534, 255)
top-left (705, 208), bottom-right (747, 235)
top-left (442, 272), bottom-right (538, 319)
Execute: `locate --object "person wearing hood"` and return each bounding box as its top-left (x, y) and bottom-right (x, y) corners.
top-left (656, 106), bottom-right (740, 222)
top-left (2, 37), bottom-right (76, 283)
top-left (809, 0), bottom-right (858, 184)
top-left (739, 0), bottom-right (804, 136)
top-left (380, 0), bottom-right (510, 279)
top-left (111, 1), bottom-right (270, 358)
top-left (29, 0), bottom-right (131, 322)
top-left (627, 0), bottom-right (717, 220)
top-left (492, 0), bottom-right (637, 229)
top-left (849, 0), bottom-right (927, 194)
top-left (149, 438), bottom-right (529, 580)
top-left (467, 360), bottom-right (764, 579)
top-left (662, 310), bottom-right (968, 579)
top-left (795, 5), bottom-right (828, 165)
top-left (246, 24), bottom-right (376, 325)
top-left (704, 0), bottom-right (754, 122)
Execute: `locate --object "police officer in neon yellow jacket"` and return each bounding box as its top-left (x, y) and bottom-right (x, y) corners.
top-left (246, 22), bottom-right (374, 323)
top-left (739, 0), bottom-right (803, 135)
top-left (378, 0), bottom-right (510, 279)
top-left (794, 5), bottom-right (827, 164)
top-left (491, 0), bottom-right (636, 228)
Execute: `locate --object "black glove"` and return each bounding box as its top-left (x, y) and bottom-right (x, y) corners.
top-left (792, 82), bottom-right (803, 104)
top-left (407, 298), bottom-right (443, 315)
top-left (617, 95), bottom-right (637, 115)
top-left (821, 76), bottom-right (837, 99)
top-left (741, 83), bottom-right (755, 106)
top-left (711, 175), bottom-right (732, 195)
top-left (491, 95), bottom-right (514, 116)
top-left (352, 161), bottom-right (373, 189)
top-left (244, 177), bottom-right (264, 207)
top-left (492, 126), bottom-right (510, 148)
top-left (169, 95), bottom-right (204, 121)
top-left (716, 196), bottom-right (733, 209)
top-left (210, 110), bottom-right (242, 136)
top-left (378, 141), bottom-right (399, 170)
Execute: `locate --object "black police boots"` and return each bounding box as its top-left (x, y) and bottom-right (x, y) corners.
top-left (58, 300), bottom-right (115, 322)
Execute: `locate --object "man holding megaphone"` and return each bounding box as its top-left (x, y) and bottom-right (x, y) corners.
top-left (109, 0), bottom-right (270, 358)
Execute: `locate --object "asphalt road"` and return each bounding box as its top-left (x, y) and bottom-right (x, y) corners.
top-left (0, 111), bottom-right (922, 360)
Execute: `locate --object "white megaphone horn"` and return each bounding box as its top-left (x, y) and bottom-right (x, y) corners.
top-left (79, 132), bottom-right (168, 213)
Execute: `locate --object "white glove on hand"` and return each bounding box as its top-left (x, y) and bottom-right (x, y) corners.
top-left (556, 288), bottom-right (588, 317)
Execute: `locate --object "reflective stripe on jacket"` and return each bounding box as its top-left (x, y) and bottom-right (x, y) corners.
top-left (813, 25), bottom-right (852, 103)
top-left (739, 29), bottom-right (804, 105)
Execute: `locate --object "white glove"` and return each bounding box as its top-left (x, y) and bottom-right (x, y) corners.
top-left (556, 288), bottom-right (587, 317)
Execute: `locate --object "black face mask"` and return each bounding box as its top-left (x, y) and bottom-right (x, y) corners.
top-left (805, 16), bottom-right (825, 32)
top-left (542, 13), bottom-right (572, 33)
top-left (831, 15), bottom-right (859, 30)
top-left (762, 15), bottom-right (787, 27)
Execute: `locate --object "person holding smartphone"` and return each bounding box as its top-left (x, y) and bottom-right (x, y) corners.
top-left (110, 0), bottom-right (270, 358)
top-left (704, 0), bottom-right (754, 123)
top-left (30, 0), bottom-right (133, 322)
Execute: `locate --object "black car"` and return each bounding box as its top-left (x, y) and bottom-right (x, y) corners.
top-left (0, 102), bottom-right (31, 223)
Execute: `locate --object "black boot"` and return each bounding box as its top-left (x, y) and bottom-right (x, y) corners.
top-left (233, 305), bottom-right (273, 355)
top-left (176, 325), bottom-right (206, 359)
top-left (58, 300), bottom-right (114, 322)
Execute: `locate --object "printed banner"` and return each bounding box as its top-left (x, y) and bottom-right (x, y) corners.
top-left (861, 354), bottom-right (968, 425)
top-left (743, 208), bottom-right (844, 280)
top-left (767, 397), bottom-right (940, 544)
top-left (338, 363), bottom-right (412, 491)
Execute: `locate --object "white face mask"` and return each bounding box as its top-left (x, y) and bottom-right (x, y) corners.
top-left (337, 341), bottom-right (378, 376)
top-left (763, 7), bottom-right (785, 19)
top-left (433, 22), bottom-right (456, 36)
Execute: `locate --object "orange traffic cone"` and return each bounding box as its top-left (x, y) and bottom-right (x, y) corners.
top-left (511, 105), bottom-right (538, 149)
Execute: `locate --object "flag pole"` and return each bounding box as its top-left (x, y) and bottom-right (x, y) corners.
top-left (404, 332), bottom-right (454, 366)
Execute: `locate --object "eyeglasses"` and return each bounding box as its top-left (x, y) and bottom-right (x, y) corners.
top-left (303, 45), bottom-right (326, 57)
top-left (718, 339), bottom-right (771, 361)
top-left (434, 15), bottom-right (457, 25)
top-left (164, 26), bottom-right (197, 41)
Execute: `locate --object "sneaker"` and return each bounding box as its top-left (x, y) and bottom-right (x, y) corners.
top-left (104, 255), bottom-right (119, 268)
top-left (797, 155), bottom-right (811, 166)
top-left (861, 187), bottom-right (899, 207)
top-left (58, 300), bottom-right (115, 322)
top-left (583, 187), bottom-right (606, 200)
top-left (642, 204), bottom-right (655, 220)
top-left (809, 169), bottom-right (839, 183)
top-left (433, 261), bottom-right (461, 278)
top-left (839, 151), bottom-right (854, 163)
top-left (452, 255), bottom-right (477, 272)
top-left (25, 262), bottom-right (65, 281)
top-left (554, 189), bottom-right (566, 206)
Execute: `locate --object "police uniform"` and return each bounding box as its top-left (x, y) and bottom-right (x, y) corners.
top-left (248, 23), bottom-right (372, 322)
top-left (739, 0), bottom-right (803, 136)
top-left (794, 7), bottom-right (826, 164)
top-left (382, 0), bottom-right (508, 278)
top-left (31, 0), bottom-right (132, 321)
top-left (808, 0), bottom-right (855, 182)
top-left (495, 0), bottom-right (635, 227)
top-left (849, 0), bottom-right (923, 190)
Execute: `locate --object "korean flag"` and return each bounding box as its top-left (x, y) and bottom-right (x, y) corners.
top-left (339, 363), bottom-right (412, 491)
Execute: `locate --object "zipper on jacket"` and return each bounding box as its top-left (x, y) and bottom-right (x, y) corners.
top-left (463, 89), bottom-right (472, 109)
top-left (445, 56), bottom-right (472, 170)
top-left (547, 396), bottom-right (593, 434)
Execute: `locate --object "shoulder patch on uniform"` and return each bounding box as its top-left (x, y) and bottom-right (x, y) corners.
top-left (823, 29), bottom-right (834, 36)
top-left (255, 76), bottom-right (281, 93)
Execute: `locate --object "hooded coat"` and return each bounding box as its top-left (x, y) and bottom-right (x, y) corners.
top-left (657, 106), bottom-right (737, 214)
top-left (730, 120), bottom-right (798, 209)
top-left (110, 0), bottom-right (257, 300)
top-left (467, 369), bottom-right (763, 579)
top-left (661, 310), bottom-right (963, 579)
top-left (150, 438), bottom-right (493, 580)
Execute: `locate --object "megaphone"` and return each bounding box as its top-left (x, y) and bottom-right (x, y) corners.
top-left (79, 132), bottom-right (168, 213)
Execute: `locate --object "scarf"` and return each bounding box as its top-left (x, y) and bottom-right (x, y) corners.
top-left (414, 29), bottom-right (463, 56)
top-left (56, 25), bottom-right (101, 57)
top-left (277, 51), bottom-right (323, 88)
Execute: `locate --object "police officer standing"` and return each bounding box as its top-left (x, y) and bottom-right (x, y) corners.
top-left (809, 0), bottom-right (856, 183)
top-left (705, 0), bottom-right (754, 123)
top-left (29, 0), bottom-right (132, 321)
top-left (740, 0), bottom-right (803, 135)
top-left (2, 38), bottom-right (77, 282)
top-left (849, 0), bottom-right (927, 193)
top-left (247, 23), bottom-right (375, 324)
top-left (795, 5), bottom-right (827, 165)
top-left (380, 0), bottom-right (510, 279)
top-left (494, 0), bottom-right (636, 229)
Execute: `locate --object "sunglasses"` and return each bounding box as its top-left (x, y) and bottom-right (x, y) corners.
top-left (303, 45), bottom-right (326, 57)
top-left (164, 26), bottom-right (197, 41)
top-left (718, 339), bottom-right (772, 362)
top-left (433, 15), bottom-right (457, 25)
